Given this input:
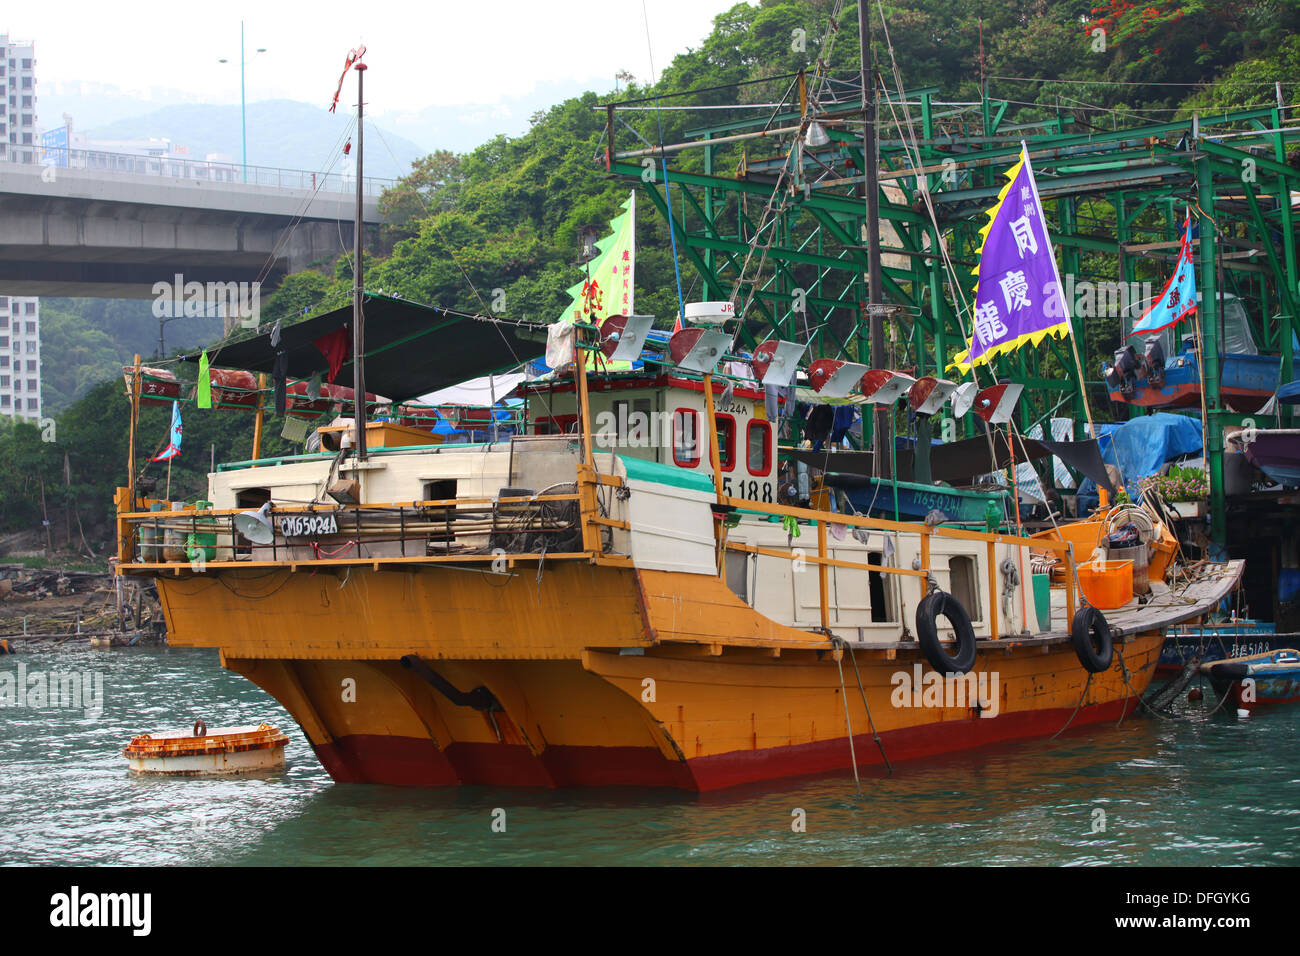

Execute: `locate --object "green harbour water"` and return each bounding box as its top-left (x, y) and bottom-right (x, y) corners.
top-left (1, 642), bottom-right (1297, 867)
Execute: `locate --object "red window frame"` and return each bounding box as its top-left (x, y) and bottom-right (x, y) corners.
top-left (746, 420), bottom-right (773, 477)
top-left (715, 414), bottom-right (737, 472)
top-left (673, 407), bottom-right (701, 467)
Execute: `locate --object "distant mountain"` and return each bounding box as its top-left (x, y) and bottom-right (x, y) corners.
top-left (84, 99), bottom-right (429, 181)
top-left (370, 77), bottom-right (611, 155)
top-left (39, 81), bottom-right (216, 130)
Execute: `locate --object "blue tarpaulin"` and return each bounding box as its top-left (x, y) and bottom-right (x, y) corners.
top-left (1076, 413), bottom-right (1203, 511)
top-left (1094, 413), bottom-right (1203, 484)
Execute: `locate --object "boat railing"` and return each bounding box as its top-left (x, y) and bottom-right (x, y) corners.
top-left (116, 470), bottom-right (1080, 639)
top-left (710, 492), bottom-right (1079, 639)
top-left (116, 492), bottom-right (587, 571)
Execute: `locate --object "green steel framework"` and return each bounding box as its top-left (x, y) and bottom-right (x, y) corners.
top-left (606, 85), bottom-right (1300, 544)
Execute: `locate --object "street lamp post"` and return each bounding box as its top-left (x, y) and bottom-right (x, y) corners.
top-left (218, 21), bottom-right (266, 184)
top-left (158, 315), bottom-right (182, 358)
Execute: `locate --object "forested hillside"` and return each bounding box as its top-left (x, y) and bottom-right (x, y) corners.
top-left (9, 0), bottom-right (1299, 548)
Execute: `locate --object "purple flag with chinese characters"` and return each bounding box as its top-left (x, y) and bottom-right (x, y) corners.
top-left (950, 144), bottom-right (1071, 373)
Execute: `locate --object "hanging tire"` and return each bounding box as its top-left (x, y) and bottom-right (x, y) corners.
top-left (1072, 606), bottom-right (1114, 673)
top-left (916, 590), bottom-right (978, 675)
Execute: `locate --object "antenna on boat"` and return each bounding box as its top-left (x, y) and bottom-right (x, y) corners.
top-left (352, 59), bottom-right (369, 465)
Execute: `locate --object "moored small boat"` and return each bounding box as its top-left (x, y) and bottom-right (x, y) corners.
top-left (123, 721), bottom-right (289, 775)
top-left (1200, 649), bottom-right (1300, 711)
top-left (1157, 620), bottom-right (1298, 673)
top-left (1239, 428), bottom-right (1300, 487)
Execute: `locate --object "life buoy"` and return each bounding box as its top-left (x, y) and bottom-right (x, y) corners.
top-left (915, 590), bottom-right (978, 674)
top-left (1071, 605), bottom-right (1114, 673)
top-left (193, 719), bottom-right (208, 737)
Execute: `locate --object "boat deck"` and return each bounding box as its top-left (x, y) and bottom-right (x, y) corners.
top-left (836, 559), bottom-right (1245, 650)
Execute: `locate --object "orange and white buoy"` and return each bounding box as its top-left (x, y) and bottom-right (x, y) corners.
top-left (123, 721), bottom-right (288, 776)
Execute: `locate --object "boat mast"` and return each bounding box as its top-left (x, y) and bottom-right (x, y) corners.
top-left (127, 354), bottom-right (141, 513)
top-left (859, 0), bottom-right (890, 478)
top-left (352, 62), bottom-right (369, 464)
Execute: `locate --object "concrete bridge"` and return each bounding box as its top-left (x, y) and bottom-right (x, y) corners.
top-left (0, 152), bottom-right (393, 298)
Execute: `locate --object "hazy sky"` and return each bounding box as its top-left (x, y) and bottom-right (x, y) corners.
top-left (7, 0), bottom-right (743, 118)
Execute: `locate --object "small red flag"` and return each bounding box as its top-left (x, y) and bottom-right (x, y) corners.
top-left (328, 45), bottom-right (367, 113)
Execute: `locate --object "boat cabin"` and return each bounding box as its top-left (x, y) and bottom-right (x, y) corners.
top-left (524, 370), bottom-right (778, 505)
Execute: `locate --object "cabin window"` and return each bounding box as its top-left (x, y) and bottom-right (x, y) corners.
top-left (629, 398), bottom-right (652, 446)
top-left (673, 408), bottom-right (700, 467)
top-left (611, 400), bottom-right (628, 445)
top-left (949, 555), bottom-right (980, 622)
top-left (422, 479), bottom-right (457, 504)
top-left (716, 414), bottom-right (737, 471)
top-left (609, 399), bottom-right (653, 447)
top-left (534, 414), bottom-right (578, 436)
top-left (234, 488), bottom-right (272, 557)
top-left (867, 551), bottom-right (896, 622)
top-left (747, 421), bottom-right (772, 476)
top-left (236, 488), bottom-right (271, 509)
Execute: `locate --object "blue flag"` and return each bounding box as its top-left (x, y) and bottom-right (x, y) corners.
top-left (1131, 215), bottom-right (1197, 337)
top-left (151, 401), bottom-right (183, 462)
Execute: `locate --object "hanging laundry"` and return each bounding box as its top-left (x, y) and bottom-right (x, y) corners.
top-left (830, 404), bottom-right (857, 444)
top-left (804, 404), bottom-right (833, 450)
top-left (313, 327), bottom-right (350, 383)
top-left (307, 371), bottom-right (322, 401)
top-left (546, 322), bottom-right (575, 370)
top-left (269, 316), bottom-right (282, 348)
top-left (765, 384), bottom-right (781, 421)
top-left (273, 350), bottom-right (288, 416)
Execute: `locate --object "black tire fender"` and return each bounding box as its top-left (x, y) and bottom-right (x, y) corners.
top-left (915, 590), bottom-right (978, 675)
top-left (1071, 605), bottom-right (1114, 673)
top-left (193, 719), bottom-right (208, 737)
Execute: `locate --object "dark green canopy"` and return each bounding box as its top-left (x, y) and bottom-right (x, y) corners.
top-left (184, 294), bottom-right (545, 402)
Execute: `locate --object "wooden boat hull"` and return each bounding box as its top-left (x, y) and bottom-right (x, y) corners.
top-left (157, 563), bottom-right (1162, 790)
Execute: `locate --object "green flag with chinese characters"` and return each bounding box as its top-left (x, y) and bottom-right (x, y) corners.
top-left (557, 192), bottom-right (636, 370)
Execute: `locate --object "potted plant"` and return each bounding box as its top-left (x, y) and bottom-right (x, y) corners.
top-left (1138, 465), bottom-right (1208, 517)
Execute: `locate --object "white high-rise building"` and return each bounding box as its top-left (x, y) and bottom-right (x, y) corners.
top-left (0, 297), bottom-right (42, 421)
top-left (0, 34), bottom-right (37, 165)
top-left (0, 38), bottom-right (42, 420)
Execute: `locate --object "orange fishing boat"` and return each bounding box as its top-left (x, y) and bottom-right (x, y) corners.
top-left (113, 294), bottom-right (1243, 791)
top-left (112, 57), bottom-right (1241, 790)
